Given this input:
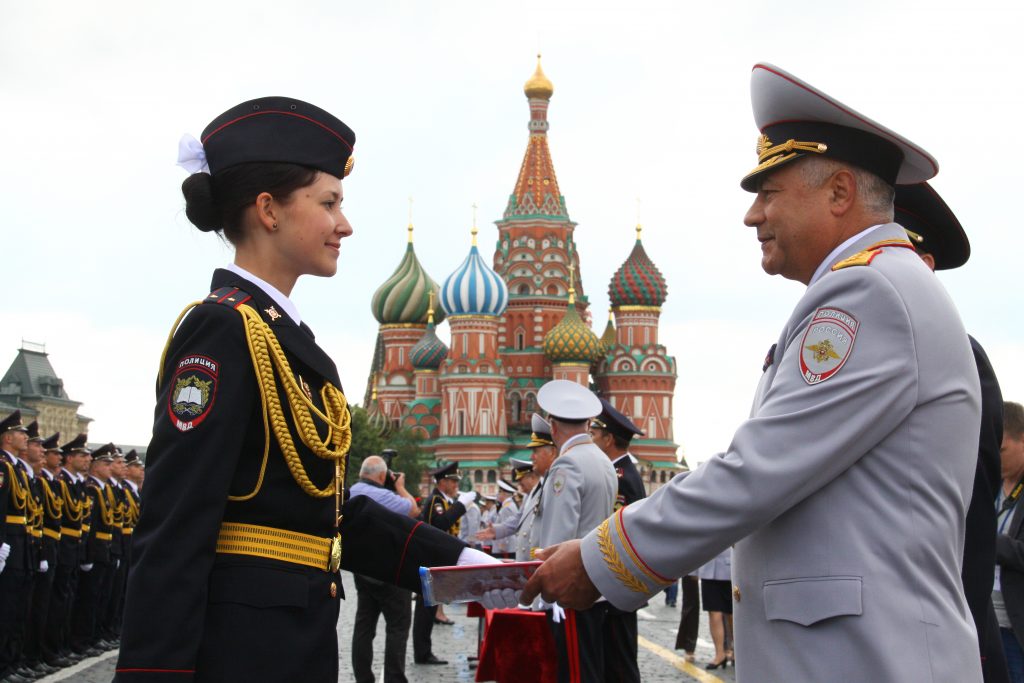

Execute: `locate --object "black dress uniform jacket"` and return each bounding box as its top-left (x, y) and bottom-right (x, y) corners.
top-left (612, 454), bottom-right (645, 512)
top-left (421, 488), bottom-right (466, 534)
top-left (116, 270), bottom-right (464, 683)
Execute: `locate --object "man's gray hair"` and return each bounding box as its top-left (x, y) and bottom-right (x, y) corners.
top-left (360, 455), bottom-right (387, 478)
top-left (799, 157), bottom-right (895, 221)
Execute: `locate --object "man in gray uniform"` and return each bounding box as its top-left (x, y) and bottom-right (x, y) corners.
top-left (533, 380), bottom-right (616, 683)
top-left (524, 63), bottom-right (983, 682)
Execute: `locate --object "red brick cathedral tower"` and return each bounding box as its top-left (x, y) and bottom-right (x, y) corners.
top-left (493, 55), bottom-right (589, 431)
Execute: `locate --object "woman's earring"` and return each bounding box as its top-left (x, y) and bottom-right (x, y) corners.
top-left (272, 223), bottom-right (278, 230)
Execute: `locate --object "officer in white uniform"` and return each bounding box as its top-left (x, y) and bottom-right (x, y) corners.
top-left (490, 480), bottom-right (519, 559)
top-left (533, 380), bottom-right (616, 683)
top-left (523, 64), bottom-right (983, 683)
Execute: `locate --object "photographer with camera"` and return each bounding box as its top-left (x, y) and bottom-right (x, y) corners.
top-left (349, 455), bottom-right (421, 683)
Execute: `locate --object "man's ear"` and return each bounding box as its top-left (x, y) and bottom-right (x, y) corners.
top-left (828, 169), bottom-right (857, 216)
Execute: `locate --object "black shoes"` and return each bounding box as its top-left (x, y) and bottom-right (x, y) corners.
top-left (414, 654), bottom-right (448, 665)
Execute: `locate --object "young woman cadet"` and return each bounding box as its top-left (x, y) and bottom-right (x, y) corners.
top-left (114, 97), bottom-right (482, 682)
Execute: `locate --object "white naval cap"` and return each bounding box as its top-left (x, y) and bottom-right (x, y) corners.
top-left (741, 63), bottom-right (938, 192)
top-left (537, 379), bottom-right (601, 422)
top-left (497, 479), bottom-right (518, 494)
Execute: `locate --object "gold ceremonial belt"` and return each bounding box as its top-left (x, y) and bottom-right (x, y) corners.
top-left (29, 528), bottom-right (42, 538)
top-left (59, 527), bottom-right (82, 538)
top-left (93, 531), bottom-right (113, 541)
top-left (43, 528), bottom-right (61, 541)
top-left (122, 528), bottom-right (134, 535)
top-left (5, 515), bottom-right (27, 525)
top-left (216, 522), bottom-right (340, 572)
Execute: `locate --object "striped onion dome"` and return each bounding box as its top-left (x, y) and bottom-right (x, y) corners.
top-left (599, 311), bottom-right (616, 353)
top-left (439, 230), bottom-right (508, 317)
top-left (410, 308), bottom-right (448, 370)
top-left (543, 292), bottom-right (601, 364)
top-left (608, 226), bottom-right (668, 308)
top-left (371, 227), bottom-right (445, 325)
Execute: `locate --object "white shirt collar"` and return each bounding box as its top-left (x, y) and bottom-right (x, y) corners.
top-left (90, 475), bottom-right (106, 489)
top-left (61, 467), bottom-right (74, 478)
top-left (125, 480), bottom-right (139, 493)
top-left (226, 262), bottom-right (301, 325)
top-left (560, 432), bottom-right (591, 455)
top-left (611, 453), bottom-right (631, 466)
top-left (14, 455), bottom-right (34, 478)
top-left (808, 224), bottom-right (885, 287)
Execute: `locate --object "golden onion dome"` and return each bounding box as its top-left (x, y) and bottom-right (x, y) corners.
top-left (524, 54), bottom-right (554, 100)
top-left (543, 277), bottom-right (601, 364)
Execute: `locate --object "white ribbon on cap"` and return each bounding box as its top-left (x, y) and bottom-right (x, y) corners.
top-left (176, 134), bottom-right (209, 174)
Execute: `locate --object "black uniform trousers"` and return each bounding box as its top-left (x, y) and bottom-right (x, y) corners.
top-left (101, 553), bottom-right (128, 639)
top-left (603, 604), bottom-right (640, 683)
top-left (412, 594), bottom-right (438, 661)
top-left (25, 559), bottom-right (57, 665)
top-left (0, 531), bottom-right (32, 677)
top-left (352, 573), bottom-right (411, 683)
top-left (675, 575), bottom-right (700, 653)
top-left (71, 561), bottom-right (112, 652)
top-left (548, 605), bottom-right (604, 683)
top-left (46, 539), bottom-right (80, 658)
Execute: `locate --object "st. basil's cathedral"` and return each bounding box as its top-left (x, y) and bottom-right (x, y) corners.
top-left (365, 57), bottom-right (680, 494)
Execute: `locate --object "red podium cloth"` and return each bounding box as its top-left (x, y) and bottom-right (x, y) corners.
top-left (475, 607), bottom-right (557, 682)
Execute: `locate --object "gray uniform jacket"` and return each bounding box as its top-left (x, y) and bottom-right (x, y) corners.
top-left (514, 484), bottom-right (542, 561)
top-left (492, 497), bottom-right (519, 554)
top-left (696, 546), bottom-right (731, 582)
top-left (536, 435), bottom-right (616, 549)
top-left (580, 224), bottom-right (982, 682)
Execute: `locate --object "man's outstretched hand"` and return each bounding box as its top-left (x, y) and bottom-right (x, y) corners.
top-left (520, 540), bottom-right (601, 610)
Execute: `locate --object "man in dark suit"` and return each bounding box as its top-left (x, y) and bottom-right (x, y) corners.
top-left (412, 463), bottom-right (476, 666)
top-left (997, 402), bottom-right (1024, 682)
top-left (590, 397), bottom-right (646, 683)
top-left (895, 182), bottom-right (1009, 682)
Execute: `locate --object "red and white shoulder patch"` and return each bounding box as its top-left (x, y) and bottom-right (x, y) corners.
top-left (167, 355), bottom-right (219, 432)
top-left (799, 307), bottom-right (858, 385)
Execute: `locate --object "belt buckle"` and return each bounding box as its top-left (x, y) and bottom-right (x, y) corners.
top-left (328, 534), bottom-right (342, 573)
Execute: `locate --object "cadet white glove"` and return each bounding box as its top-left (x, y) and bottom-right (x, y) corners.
top-left (37, 560), bottom-right (49, 573)
top-left (457, 491), bottom-right (478, 506)
top-left (0, 559), bottom-right (5, 574)
top-left (115, 559), bottom-right (121, 569)
top-left (80, 563), bottom-right (94, 572)
top-left (0, 543), bottom-right (10, 562)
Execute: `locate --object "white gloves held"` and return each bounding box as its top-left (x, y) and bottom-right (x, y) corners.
top-left (458, 491), bottom-right (478, 506)
top-left (37, 560), bottom-right (48, 573)
top-left (0, 543), bottom-right (10, 562)
top-left (80, 563), bottom-right (94, 572)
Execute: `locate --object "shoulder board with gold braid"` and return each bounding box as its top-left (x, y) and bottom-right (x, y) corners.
top-left (832, 239), bottom-right (915, 272)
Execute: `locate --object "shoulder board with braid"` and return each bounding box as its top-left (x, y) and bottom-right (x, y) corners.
top-left (204, 287), bottom-right (254, 310)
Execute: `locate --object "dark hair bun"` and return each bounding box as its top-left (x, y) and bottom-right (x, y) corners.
top-left (182, 173), bottom-right (221, 233)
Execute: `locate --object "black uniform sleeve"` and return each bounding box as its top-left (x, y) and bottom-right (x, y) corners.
top-left (0, 462), bottom-right (9, 548)
top-left (340, 495), bottom-right (465, 592)
top-left (115, 305), bottom-right (255, 681)
top-left (962, 337), bottom-right (1003, 637)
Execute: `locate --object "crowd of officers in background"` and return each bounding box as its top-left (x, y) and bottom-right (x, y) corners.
top-left (0, 410), bottom-right (144, 683)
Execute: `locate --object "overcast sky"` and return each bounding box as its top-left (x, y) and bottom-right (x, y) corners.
top-left (3, 0), bottom-right (1021, 464)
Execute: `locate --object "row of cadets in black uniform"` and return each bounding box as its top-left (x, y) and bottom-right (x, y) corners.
top-left (412, 462), bottom-right (472, 666)
top-left (590, 397), bottom-right (646, 683)
top-left (0, 409), bottom-right (144, 683)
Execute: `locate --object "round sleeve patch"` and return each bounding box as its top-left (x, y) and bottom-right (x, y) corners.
top-left (167, 355), bottom-right (219, 432)
top-left (799, 307), bottom-right (858, 385)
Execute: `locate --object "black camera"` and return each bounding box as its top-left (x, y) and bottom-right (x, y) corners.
top-left (381, 449), bottom-right (398, 491)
